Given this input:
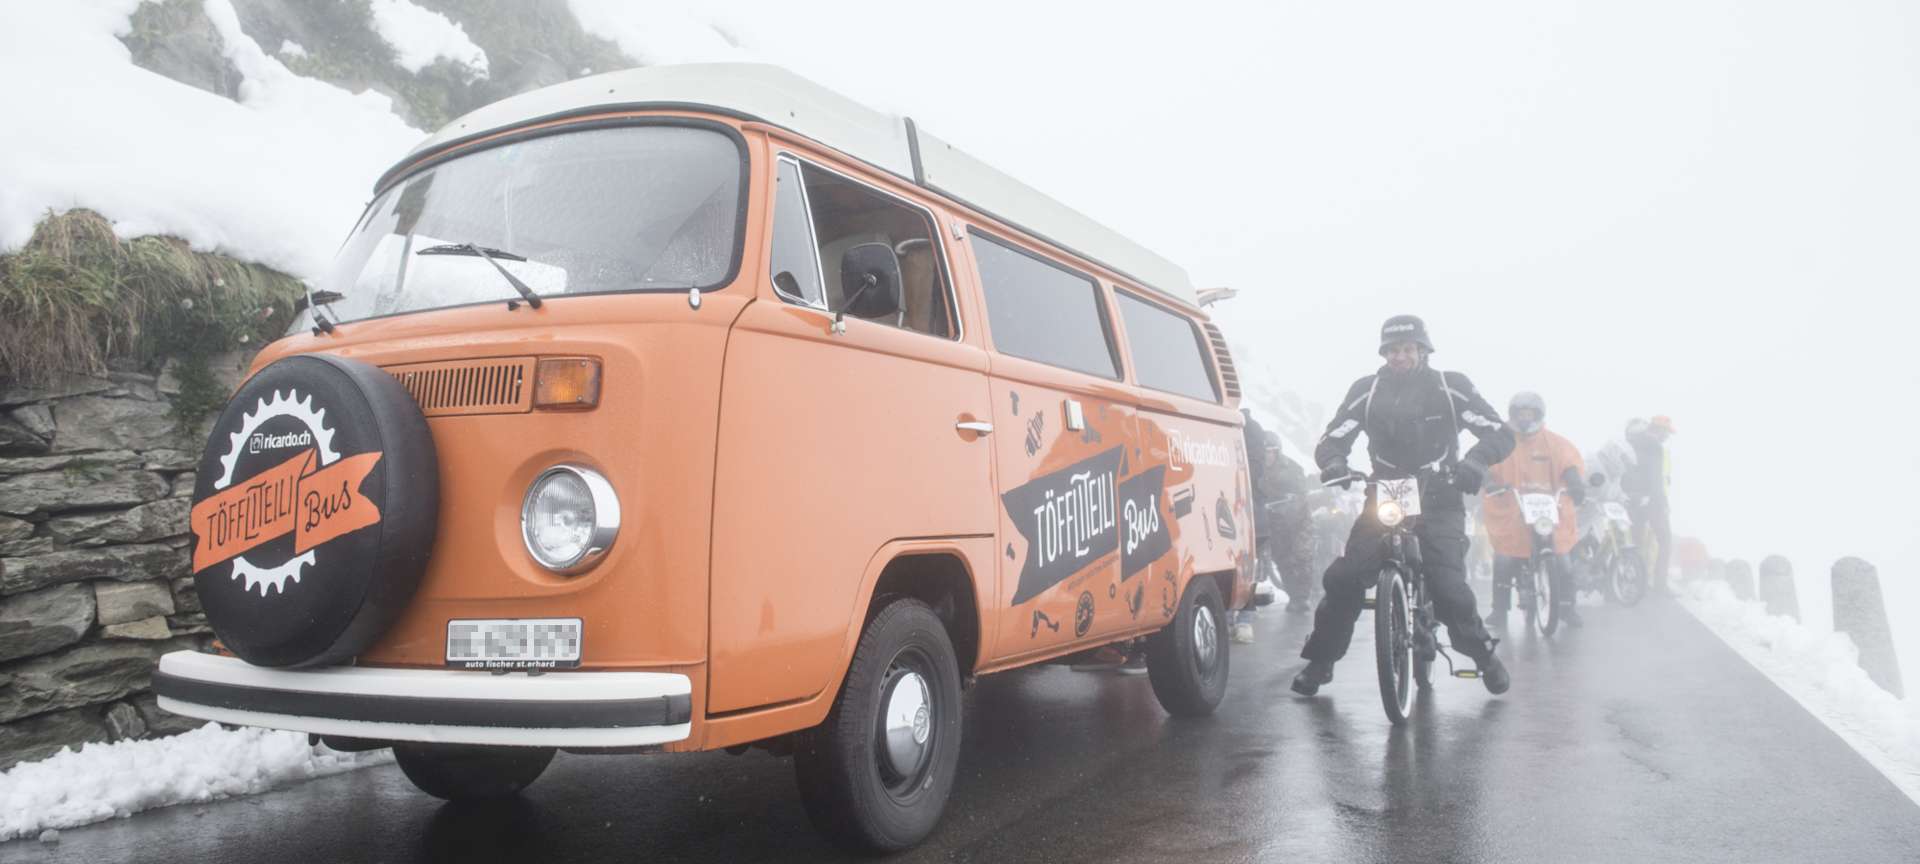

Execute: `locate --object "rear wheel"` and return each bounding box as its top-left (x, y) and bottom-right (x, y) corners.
top-left (393, 744), bottom-right (554, 801)
top-left (795, 598), bottom-right (962, 853)
top-left (1411, 582), bottom-right (1434, 690)
top-left (1146, 576), bottom-right (1230, 716)
top-left (1611, 551), bottom-right (1648, 607)
top-left (1375, 568), bottom-right (1414, 724)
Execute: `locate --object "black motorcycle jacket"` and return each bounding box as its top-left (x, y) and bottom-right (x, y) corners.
top-left (1314, 364), bottom-right (1515, 493)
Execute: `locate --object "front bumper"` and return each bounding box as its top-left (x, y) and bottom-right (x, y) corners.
top-left (154, 651), bottom-right (693, 747)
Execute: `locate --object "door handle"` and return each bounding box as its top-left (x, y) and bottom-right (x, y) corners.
top-left (956, 421), bottom-right (994, 434)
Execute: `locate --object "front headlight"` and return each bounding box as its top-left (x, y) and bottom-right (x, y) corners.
top-left (1377, 501), bottom-right (1405, 528)
top-left (1531, 518), bottom-right (1554, 537)
top-left (521, 465), bottom-right (621, 573)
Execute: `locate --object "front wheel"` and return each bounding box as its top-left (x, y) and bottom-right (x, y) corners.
top-left (1375, 568), bottom-right (1415, 724)
top-left (1530, 556), bottom-right (1560, 636)
top-left (795, 598), bottom-right (963, 853)
top-left (392, 744), bottom-right (554, 801)
top-left (1146, 575), bottom-right (1229, 716)
top-left (1610, 550), bottom-right (1649, 606)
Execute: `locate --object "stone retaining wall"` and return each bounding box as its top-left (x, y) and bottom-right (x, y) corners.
top-left (0, 354), bottom-right (252, 768)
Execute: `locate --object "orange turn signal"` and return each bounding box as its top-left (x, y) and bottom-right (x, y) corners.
top-left (534, 357), bottom-right (601, 410)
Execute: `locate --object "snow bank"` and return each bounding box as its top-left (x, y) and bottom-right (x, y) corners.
top-left (566, 0), bottom-right (748, 66)
top-left (1681, 581), bottom-right (1920, 806)
top-left (0, 724), bottom-right (390, 842)
top-left (0, 0), bottom-right (423, 281)
top-left (367, 0), bottom-right (489, 77)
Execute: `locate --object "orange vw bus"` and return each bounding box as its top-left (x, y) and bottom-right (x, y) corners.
top-left (155, 63), bottom-right (1253, 851)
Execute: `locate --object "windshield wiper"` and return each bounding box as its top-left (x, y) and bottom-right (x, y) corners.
top-left (293, 289), bottom-right (345, 312)
top-left (416, 242), bottom-right (542, 309)
top-left (299, 286), bottom-right (341, 335)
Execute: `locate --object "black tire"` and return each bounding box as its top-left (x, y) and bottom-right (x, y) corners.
top-left (1611, 551), bottom-right (1648, 607)
top-left (795, 598), bottom-right (962, 853)
top-left (1146, 575), bottom-right (1229, 717)
top-left (190, 354), bottom-right (438, 667)
top-left (1375, 568), bottom-right (1414, 724)
top-left (393, 744), bottom-right (553, 801)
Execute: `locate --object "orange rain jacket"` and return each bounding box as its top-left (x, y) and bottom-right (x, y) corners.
top-left (1483, 426), bottom-right (1585, 557)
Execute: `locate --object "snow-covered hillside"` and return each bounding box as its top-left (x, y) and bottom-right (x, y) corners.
top-left (1226, 338), bottom-right (1325, 465)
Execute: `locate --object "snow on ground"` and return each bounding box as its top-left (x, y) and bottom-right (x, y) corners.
top-left (0, 0), bottom-right (423, 281)
top-left (1681, 581), bottom-right (1920, 807)
top-left (366, 0), bottom-right (489, 78)
top-left (0, 724), bottom-right (390, 842)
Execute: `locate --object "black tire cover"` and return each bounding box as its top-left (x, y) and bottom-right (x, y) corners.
top-left (188, 354), bottom-right (437, 667)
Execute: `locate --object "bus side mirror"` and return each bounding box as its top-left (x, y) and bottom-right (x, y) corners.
top-left (838, 242), bottom-right (902, 321)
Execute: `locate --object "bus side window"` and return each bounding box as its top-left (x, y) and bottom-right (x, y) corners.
top-left (770, 156), bottom-right (827, 308)
top-left (797, 162), bottom-right (955, 339)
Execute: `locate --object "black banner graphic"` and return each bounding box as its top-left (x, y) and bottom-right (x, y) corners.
top-left (1003, 448), bottom-right (1175, 606)
top-left (1003, 447), bottom-right (1123, 605)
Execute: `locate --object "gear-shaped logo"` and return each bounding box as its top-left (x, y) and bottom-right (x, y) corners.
top-left (230, 551), bottom-right (316, 597)
top-left (213, 389), bottom-right (341, 490)
top-left (205, 387), bottom-right (341, 596)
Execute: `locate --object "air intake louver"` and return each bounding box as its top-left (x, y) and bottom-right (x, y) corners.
top-left (385, 357), bottom-right (536, 417)
top-left (1201, 323), bottom-right (1241, 401)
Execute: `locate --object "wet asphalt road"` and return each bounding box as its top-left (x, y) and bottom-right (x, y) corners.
top-left (12, 597), bottom-right (1920, 863)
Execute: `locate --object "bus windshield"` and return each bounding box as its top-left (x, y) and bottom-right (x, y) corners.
top-left (305, 124), bottom-right (743, 328)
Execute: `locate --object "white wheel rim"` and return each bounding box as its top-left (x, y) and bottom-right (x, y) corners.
top-left (881, 669), bottom-right (932, 778)
top-left (1193, 604), bottom-right (1219, 672)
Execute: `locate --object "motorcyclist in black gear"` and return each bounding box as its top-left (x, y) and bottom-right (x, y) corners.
top-left (1291, 315), bottom-right (1518, 697)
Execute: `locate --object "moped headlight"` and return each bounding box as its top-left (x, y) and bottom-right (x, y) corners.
top-left (521, 465), bottom-right (620, 573)
top-left (1377, 501), bottom-right (1405, 528)
top-left (1531, 518), bottom-right (1554, 537)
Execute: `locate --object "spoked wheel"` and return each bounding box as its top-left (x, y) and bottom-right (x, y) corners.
top-left (1531, 556), bottom-right (1560, 637)
top-left (795, 598), bottom-right (962, 853)
top-left (1610, 551), bottom-right (1648, 607)
top-left (1374, 568), bottom-right (1415, 724)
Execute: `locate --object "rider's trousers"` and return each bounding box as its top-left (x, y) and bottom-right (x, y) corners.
top-left (1491, 554), bottom-right (1572, 612)
top-left (1300, 504), bottom-right (1497, 664)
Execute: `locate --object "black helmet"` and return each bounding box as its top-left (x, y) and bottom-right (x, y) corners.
top-left (1378, 314), bottom-right (1435, 355)
top-left (1509, 391), bottom-right (1545, 434)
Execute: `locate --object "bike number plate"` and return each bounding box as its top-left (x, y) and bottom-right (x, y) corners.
top-left (1379, 478), bottom-right (1421, 518)
top-left (1521, 493), bottom-right (1559, 525)
top-left (1603, 501), bottom-right (1630, 523)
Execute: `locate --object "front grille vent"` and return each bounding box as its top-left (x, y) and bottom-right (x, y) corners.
top-left (1202, 322), bottom-right (1241, 401)
top-left (384, 357), bottom-right (536, 417)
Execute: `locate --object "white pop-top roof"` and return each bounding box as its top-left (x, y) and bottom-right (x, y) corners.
top-left (394, 63), bottom-right (1198, 306)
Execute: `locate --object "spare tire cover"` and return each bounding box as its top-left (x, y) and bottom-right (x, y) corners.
top-left (188, 354), bottom-right (438, 668)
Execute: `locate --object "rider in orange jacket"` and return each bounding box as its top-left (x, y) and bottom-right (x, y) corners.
top-left (1481, 391), bottom-right (1587, 628)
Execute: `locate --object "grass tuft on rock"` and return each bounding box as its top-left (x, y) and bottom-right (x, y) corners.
top-left (0, 210), bottom-right (306, 411)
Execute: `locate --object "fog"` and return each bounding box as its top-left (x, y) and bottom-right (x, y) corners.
top-left (635, 0), bottom-right (1920, 694)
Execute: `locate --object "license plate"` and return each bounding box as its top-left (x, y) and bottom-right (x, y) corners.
top-left (1603, 501), bottom-right (1630, 524)
top-left (446, 618), bottom-right (582, 670)
top-left (1378, 478), bottom-right (1421, 517)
